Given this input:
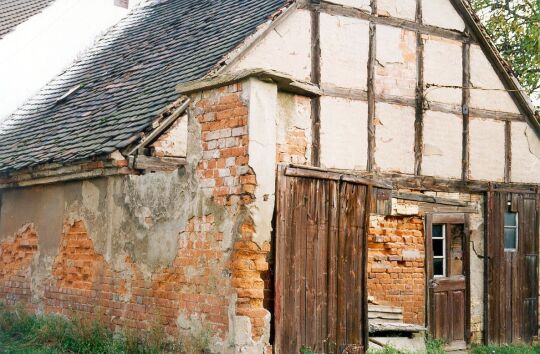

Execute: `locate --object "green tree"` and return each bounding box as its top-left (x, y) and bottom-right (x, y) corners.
top-left (472, 0), bottom-right (540, 103)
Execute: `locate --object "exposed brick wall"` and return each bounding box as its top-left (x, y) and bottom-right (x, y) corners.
top-left (367, 215), bottom-right (425, 325)
top-left (194, 83), bottom-right (271, 340)
top-left (0, 225), bottom-right (38, 305)
top-left (195, 83), bottom-right (253, 207)
top-left (44, 218), bottom-right (230, 338)
top-left (277, 127), bottom-right (308, 164)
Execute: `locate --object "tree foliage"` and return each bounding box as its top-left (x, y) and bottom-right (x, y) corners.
top-left (472, 0), bottom-right (540, 103)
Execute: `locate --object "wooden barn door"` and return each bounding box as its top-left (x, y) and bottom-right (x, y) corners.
top-left (486, 189), bottom-right (539, 344)
top-left (275, 167), bottom-right (387, 354)
top-left (426, 214), bottom-right (470, 351)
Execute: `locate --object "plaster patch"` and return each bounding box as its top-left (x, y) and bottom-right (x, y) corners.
top-left (422, 0), bottom-right (466, 31)
top-left (320, 96), bottom-right (368, 170)
top-left (422, 110), bottom-right (462, 179)
top-left (470, 117), bottom-right (505, 181)
top-left (511, 122), bottom-right (540, 183)
top-left (377, 0), bottom-right (416, 20)
top-left (246, 79), bottom-right (278, 247)
top-left (375, 103), bottom-right (415, 174)
top-left (230, 10), bottom-right (311, 81)
top-left (424, 37), bottom-right (462, 105)
top-left (470, 45), bottom-right (521, 114)
top-left (320, 13), bottom-right (370, 89)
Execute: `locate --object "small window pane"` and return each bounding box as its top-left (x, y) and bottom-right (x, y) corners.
top-left (432, 224), bottom-right (444, 238)
top-left (434, 258), bottom-right (444, 276)
top-left (504, 228), bottom-right (517, 250)
top-left (504, 212), bottom-right (517, 227)
top-left (433, 239), bottom-right (444, 257)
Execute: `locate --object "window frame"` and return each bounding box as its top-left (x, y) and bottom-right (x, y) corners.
top-left (432, 224), bottom-right (446, 278)
top-left (503, 211), bottom-right (519, 252)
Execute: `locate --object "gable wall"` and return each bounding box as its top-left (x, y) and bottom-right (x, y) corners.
top-left (228, 0), bottom-right (540, 184)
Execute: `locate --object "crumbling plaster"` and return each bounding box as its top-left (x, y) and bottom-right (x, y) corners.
top-left (423, 37), bottom-right (463, 105)
top-left (470, 45), bottom-right (521, 114)
top-left (511, 121), bottom-right (540, 184)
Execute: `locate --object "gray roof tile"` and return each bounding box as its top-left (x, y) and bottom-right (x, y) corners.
top-left (0, 0), bottom-right (286, 174)
top-left (0, 0), bottom-right (54, 39)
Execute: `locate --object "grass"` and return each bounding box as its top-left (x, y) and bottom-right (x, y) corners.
top-left (0, 303), bottom-right (209, 353)
top-left (471, 343), bottom-right (540, 354)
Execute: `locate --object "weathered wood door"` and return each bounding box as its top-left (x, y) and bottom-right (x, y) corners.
top-left (426, 214), bottom-right (469, 350)
top-left (487, 190), bottom-right (539, 344)
top-left (275, 167), bottom-right (387, 354)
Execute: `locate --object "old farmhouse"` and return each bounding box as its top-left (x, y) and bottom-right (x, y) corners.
top-left (0, 0), bottom-right (539, 353)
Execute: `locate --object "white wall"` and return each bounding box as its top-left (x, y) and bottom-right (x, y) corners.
top-left (229, 10), bottom-right (312, 82)
top-left (422, 0), bottom-right (465, 31)
top-left (0, 0), bottom-right (134, 120)
top-left (469, 118), bottom-right (505, 181)
top-left (511, 121), bottom-right (540, 184)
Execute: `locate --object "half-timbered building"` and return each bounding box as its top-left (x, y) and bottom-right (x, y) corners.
top-left (0, 0), bottom-right (538, 352)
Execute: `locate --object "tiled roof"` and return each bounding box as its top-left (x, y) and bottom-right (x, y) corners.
top-left (0, 0), bottom-right (54, 39)
top-left (0, 0), bottom-right (286, 174)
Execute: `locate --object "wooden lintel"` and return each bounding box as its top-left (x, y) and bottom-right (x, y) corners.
top-left (132, 156), bottom-right (187, 172)
top-left (300, 1), bottom-right (473, 44)
top-left (284, 165), bottom-right (393, 189)
top-left (176, 68), bottom-right (321, 97)
top-left (393, 191), bottom-right (469, 207)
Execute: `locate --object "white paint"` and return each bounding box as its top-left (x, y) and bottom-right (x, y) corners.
top-left (424, 37), bottom-right (462, 105)
top-left (375, 103), bottom-right (415, 174)
top-left (320, 96), bottom-right (368, 170)
top-left (470, 45), bottom-right (521, 114)
top-left (246, 79), bottom-right (277, 247)
top-left (0, 0), bottom-right (132, 120)
top-left (151, 114), bottom-right (188, 157)
top-left (422, 110), bottom-right (462, 179)
top-left (326, 0), bottom-right (371, 11)
top-left (320, 14), bottom-right (370, 90)
top-left (511, 122), bottom-right (540, 183)
top-left (276, 92), bottom-right (312, 164)
top-left (230, 10), bottom-right (311, 82)
top-left (377, 0), bottom-right (416, 21)
top-left (375, 25), bottom-right (416, 98)
top-left (469, 117), bottom-right (505, 181)
top-left (422, 0), bottom-right (466, 32)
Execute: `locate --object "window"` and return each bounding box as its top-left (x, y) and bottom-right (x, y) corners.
top-left (504, 212), bottom-right (518, 251)
top-left (432, 224), bottom-right (446, 277)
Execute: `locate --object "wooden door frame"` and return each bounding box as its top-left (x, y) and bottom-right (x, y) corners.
top-left (484, 187), bottom-right (540, 345)
top-left (274, 165), bottom-right (392, 353)
top-left (425, 213), bottom-right (471, 344)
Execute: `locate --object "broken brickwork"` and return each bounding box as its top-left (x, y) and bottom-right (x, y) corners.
top-left (367, 215), bottom-right (425, 325)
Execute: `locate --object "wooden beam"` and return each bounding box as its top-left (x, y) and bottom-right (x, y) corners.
top-left (414, 1), bottom-right (424, 176)
top-left (393, 191), bottom-right (470, 207)
top-left (311, 6), bottom-right (322, 167)
top-left (132, 156), bottom-right (187, 172)
top-left (177, 68), bottom-right (320, 97)
top-left (284, 165), bottom-right (393, 189)
top-left (300, 1), bottom-right (474, 44)
top-left (462, 41), bottom-right (471, 181)
top-left (504, 121), bottom-right (512, 183)
top-left (367, 20), bottom-right (377, 171)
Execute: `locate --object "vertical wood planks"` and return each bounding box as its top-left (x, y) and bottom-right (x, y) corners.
top-left (486, 190), bottom-right (539, 345)
top-left (275, 168), bottom-right (374, 353)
